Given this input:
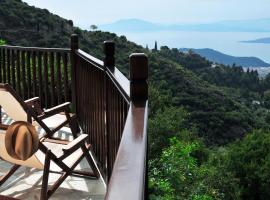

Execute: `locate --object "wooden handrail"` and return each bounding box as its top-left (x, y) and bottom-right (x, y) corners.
top-left (106, 68), bottom-right (130, 102)
top-left (105, 101), bottom-right (148, 200)
top-left (106, 53), bottom-right (148, 199)
top-left (76, 49), bottom-right (104, 70)
top-left (0, 45), bottom-right (70, 53)
top-left (75, 48), bottom-right (130, 102)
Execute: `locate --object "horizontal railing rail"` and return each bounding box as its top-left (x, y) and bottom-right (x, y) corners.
top-left (106, 68), bottom-right (130, 103)
top-left (105, 101), bottom-right (148, 200)
top-left (105, 53), bottom-right (148, 200)
top-left (76, 49), bottom-right (104, 69)
top-left (1, 45), bottom-right (70, 53)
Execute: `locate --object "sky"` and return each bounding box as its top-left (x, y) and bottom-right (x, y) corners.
top-left (23, 0), bottom-right (270, 29)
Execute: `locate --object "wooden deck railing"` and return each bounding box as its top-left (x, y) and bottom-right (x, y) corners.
top-left (0, 45), bottom-right (71, 108)
top-left (0, 34), bottom-right (148, 199)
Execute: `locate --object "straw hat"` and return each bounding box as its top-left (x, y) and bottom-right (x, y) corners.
top-left (5, 121), bottom-right (39, 161)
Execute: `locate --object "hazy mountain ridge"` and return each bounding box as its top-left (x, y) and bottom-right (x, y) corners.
top-left (179, 48), bottom-right (270, 68)
top-left (242, 37), bottom-right (270, 44)
top-left (99, 18), bottom-right (270, 32)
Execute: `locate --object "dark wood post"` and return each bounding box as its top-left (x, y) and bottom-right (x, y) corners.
top-left (103, 41), bottom-right (115, 72)
top-left (104, 40), bottom-right (115, 182)
top-left (129, 53), bottom-right (148, 103)
top-left (129, 53), bottom-right (148, 199)
top-left (70, 34), bottom-right (78, 113)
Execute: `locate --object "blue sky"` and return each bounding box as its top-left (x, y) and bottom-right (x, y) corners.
top-left (23, 0), bottom-right (270, 28)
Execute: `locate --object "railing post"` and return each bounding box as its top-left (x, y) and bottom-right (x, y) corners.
top-left (103, 41), bottom-right (115, 72)
top-left (130, 53), bottom-right (148, 199)
top-left (70, 34), bottom-right (78, 113)
top-left (129, 53), bottom-right (148, 103)
top-left (104, 40), bottom-right (115, 181)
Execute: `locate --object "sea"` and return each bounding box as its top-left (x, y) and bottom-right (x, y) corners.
top-left (110, 30), bottom-right (270, 76)
top-left (113, 31), bottom-right (270, 63)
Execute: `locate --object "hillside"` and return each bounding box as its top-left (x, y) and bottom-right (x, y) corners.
top-left (180, 48), bottom-right (270, 67)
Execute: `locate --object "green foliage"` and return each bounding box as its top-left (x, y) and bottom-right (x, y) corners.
top-left (197, 65), bottom-right (261, 92)
top-left (0, 39), bottom-right (5, 45)
top-left (149, 83), bottom-right (173, 115)
top-left (73, 27), bottom-right (82, 35)
top-left (149, 106), bottom-right (189, 159)
top-left (263, 89), bottom-right (270, 109)
top-left (221, 129), bottom-right (270, 199)
top-left (149, 137), bottom-right (222, 200)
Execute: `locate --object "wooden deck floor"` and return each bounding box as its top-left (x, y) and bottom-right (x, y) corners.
top-left (0, 111), bottom-right (106, 200)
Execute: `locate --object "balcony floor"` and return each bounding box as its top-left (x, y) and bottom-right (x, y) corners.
top-left (0, 111), bottom-right (106, 200)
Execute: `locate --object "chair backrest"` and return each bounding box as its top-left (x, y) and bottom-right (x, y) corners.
top-left (0, 84), bottom-right (28, 122)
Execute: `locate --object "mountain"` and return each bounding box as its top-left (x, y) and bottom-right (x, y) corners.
top-left (99, 18), bottom-right (270, 32)
top-left (242, 37), bottom-right (270, 44)
top-left (179, 48), bottom-right (270, 68)
top-left (99, 19), bottom-right (164, 32)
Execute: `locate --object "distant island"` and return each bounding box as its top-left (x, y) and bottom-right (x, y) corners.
top-left (242, 37), bottom-right (270, 44)
top-left (99, 18), bottom-right (270, 32)
top-left (179, 48), bottom-right (270, 68)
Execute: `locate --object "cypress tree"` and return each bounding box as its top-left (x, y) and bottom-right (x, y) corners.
top-left (154, 41), bottom-right (158, 51)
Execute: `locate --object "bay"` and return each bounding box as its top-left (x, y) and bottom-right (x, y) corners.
top-left (113, 31), bottom-right (270, 63)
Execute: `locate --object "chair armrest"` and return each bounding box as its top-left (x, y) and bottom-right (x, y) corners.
top-left (25, 97), bottom-right (40, 104)
top-left (0, 124), bottom-right (8, 130)
top-left (62, 134), bottom-right (88, 155)
top-left (43, 138), bottom-right (70, 145)
top-left (25, 97), bottom-right (44, 115)
top-left (43, 102), bottom-right (71, 117)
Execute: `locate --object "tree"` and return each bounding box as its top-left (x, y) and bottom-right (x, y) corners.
top-left (154, 41), bottom-right (158, 51)
top-left (67, 20), bottom-right (73, 27)
top-left (149, 137), bottom-right (224, 200)
top-left (90, 24), bottom-right (98, 31)
top-left (222, 129), bottom-right (270, 199)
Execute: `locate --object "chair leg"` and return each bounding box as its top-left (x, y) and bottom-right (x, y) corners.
top-left (39, 145), bottom-right (100, 199)
top-left (70, 116), bottom-right (80, 137)
top-left (41, 150), bottom-right (51, 200)
top-left (0, 164), bottom-right (20, 186)
top-left (81, 145), bottom-right (100, 178)
top-left (0, 106), bottom-right (2, 125)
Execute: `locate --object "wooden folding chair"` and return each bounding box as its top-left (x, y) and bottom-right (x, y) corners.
top-left (0, 83), bottom-right (79, 138)
top-left (0, 84), bottom-right (100, 200)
